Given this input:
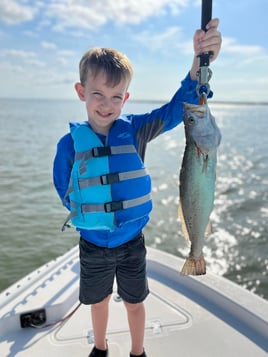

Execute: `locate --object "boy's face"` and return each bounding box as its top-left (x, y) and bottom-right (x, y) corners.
top-left (75, 71), bottom-right (130, 135)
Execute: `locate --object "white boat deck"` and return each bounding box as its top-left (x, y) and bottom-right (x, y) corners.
top-left (0, 246), bottom-right (267, 357)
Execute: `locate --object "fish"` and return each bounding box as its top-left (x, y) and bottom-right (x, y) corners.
top-left (178, 101), bottom-right (221, 275)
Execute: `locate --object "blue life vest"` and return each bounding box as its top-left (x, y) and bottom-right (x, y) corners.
top-left (64, 120), bottom-right (152, 231)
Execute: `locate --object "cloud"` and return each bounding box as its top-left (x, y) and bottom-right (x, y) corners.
top-left (1, 0), bottom-right (189, 29)
top-left (56, 57), bottom-right (68, 66)
top-left (41, 41), bottom-right (57, 50)
top-left (0, 49), bottom-right (45, 68)
top-left (55, 50), bottom-right (76, 66)
top-left (133, 26), bottom-right (183, 51)
top-left (240, 54), bottom-right (268, 67)
top-left (23, 30), bottom-right (39, 38)
top-left (132, 25), bottom-right (194, 57)
top-left (0, 0), bottom-right (37, 24)
top-left (222, 37), bottom-right (263, 56)
top-left (57, 49), bottom-right (75, 57)
top-left (45, 0), bottom-right (188, 31)
top-left (0, 49), bottom-right (37, 59)
top-left (25, 59), bottom-right (46, 67)
top-left (0, 61), bottom-right (24, 73)
top-left (34, 70), bottom-right (77, 86)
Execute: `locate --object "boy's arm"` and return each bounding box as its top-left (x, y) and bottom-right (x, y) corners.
top-left (53, 133), bottom-right (74, 210)
top-left (132, 18), bottom-right (222, 146)
top-left (132, 72), bottom-right (199, 144)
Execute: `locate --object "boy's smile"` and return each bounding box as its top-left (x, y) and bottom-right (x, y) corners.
top-left (75, 71), bottom-right (130, 135)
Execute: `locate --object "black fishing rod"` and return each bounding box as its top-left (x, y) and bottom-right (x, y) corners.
top-left (197, 0), bottom-right (213, 104)
top-left (201, 0), bottom-right (212, 33)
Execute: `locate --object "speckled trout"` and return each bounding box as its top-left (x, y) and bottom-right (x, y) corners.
top-left (178, 102), bottom-right (221, 275)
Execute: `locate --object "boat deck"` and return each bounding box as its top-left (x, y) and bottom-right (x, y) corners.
top-left (0, 246), bottom-right (267, 356)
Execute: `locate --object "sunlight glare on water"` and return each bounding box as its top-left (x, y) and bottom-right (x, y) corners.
top-left (0, 99), bottom-right (267, 299)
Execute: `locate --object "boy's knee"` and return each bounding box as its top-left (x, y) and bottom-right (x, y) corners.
top-left (124, 301), bottom-right (144, 312)
top-left (93, 294), bottom-right (112, 308)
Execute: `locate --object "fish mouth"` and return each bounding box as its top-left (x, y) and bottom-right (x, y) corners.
top-left (193, 133), bottom-right (215, 143)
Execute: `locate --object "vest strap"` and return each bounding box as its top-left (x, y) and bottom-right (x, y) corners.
top-left (80, 193), bottom-right (152, 213)
top-left (75, 145), bottom-right (137, 161)
top-left (76, 145), bottom-right (137, 175)
top-left (61, 210), bottom-right (76, 231)
top-left (78, 168), bottom-right (148, 188)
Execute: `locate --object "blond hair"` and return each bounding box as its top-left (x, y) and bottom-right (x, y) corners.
top-left (78, 48), bottom-right (133, 87)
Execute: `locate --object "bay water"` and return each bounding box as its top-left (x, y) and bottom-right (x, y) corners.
top-left (0, 98), bottom-right (267, 299)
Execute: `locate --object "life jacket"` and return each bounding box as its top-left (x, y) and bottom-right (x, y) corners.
top-left (63, 120), bottom-right (152, 231)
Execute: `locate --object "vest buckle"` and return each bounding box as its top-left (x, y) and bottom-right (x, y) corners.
top-left (105, 201), bottom-right (123, 212)
top-left (100, 173), bottom-right (120, 185)
top-left (92, 146), bottom-right (111, 157)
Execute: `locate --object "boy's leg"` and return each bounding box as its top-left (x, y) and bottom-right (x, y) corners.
top-left (91, 294), bottom-right (111, 350)
top-left (116, 233), bottom-right (149, 355)
top-left (124, 301), bottom-right (145, 356)
top-left (79, 237), bottom-right (116, 355)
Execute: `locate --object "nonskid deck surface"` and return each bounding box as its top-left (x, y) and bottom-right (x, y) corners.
top-left (0, 246), bottom-right (267, 356)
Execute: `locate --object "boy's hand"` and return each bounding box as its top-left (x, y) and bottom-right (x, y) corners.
top-left (193, 18), bottom-right (222, 62)
top-left (190, 18), bottom-right (221, 80)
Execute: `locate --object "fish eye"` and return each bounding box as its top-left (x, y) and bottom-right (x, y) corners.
top-left (188, 115), bottom-right (195, 125)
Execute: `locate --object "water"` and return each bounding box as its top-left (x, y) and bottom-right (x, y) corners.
top-left (0, 98), bottom-right (267, 299)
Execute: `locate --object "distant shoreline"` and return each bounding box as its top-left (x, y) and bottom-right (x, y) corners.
top-left (0, 97), bottom-right (268, 106)
top-left (129, 99), bottom-right (268, 106)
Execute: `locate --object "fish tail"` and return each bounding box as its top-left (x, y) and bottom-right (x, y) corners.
top-left (181, 256), bottom-right (206, 275)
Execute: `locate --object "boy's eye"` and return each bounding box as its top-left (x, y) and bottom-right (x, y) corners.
top-left (93, 92), bottom-right (102, 97)
top-left (113, 96), bottom-right (123, 101)
top-left (91, 92), bottom-right (123, 103)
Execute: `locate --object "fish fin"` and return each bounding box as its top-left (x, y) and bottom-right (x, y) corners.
top-left (202, 154), bottom-right (209, 172)
top-left (205, 220), bottom-right (213, 236)
top-left (178, 200), bottom-right (190, 241)
top-left (181, 256), bottom-right (206, 275)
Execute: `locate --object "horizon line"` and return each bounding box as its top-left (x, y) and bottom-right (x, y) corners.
top-left (0, 97), bottom-right (268, 106)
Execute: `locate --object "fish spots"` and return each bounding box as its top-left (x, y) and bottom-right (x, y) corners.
top-left (178, 102), bottom-right (221, 275)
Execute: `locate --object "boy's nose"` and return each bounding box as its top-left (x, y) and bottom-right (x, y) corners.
top-left (100, 97), bottom-right (110, 107)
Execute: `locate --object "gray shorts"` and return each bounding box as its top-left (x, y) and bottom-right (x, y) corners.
top-left (79, 233), bottom-right (149, 305)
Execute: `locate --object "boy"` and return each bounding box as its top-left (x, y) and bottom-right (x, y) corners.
top-left (53, 19), bottom-right (221, 357)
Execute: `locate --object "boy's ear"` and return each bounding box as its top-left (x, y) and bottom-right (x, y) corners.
top-left (123, 92), bottom-right (130, 103)
top-left (74, 82), bottom-right (85, 101)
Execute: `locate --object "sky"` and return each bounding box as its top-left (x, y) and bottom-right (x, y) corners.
top-left (0, 0), bottom-right (267, 102)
